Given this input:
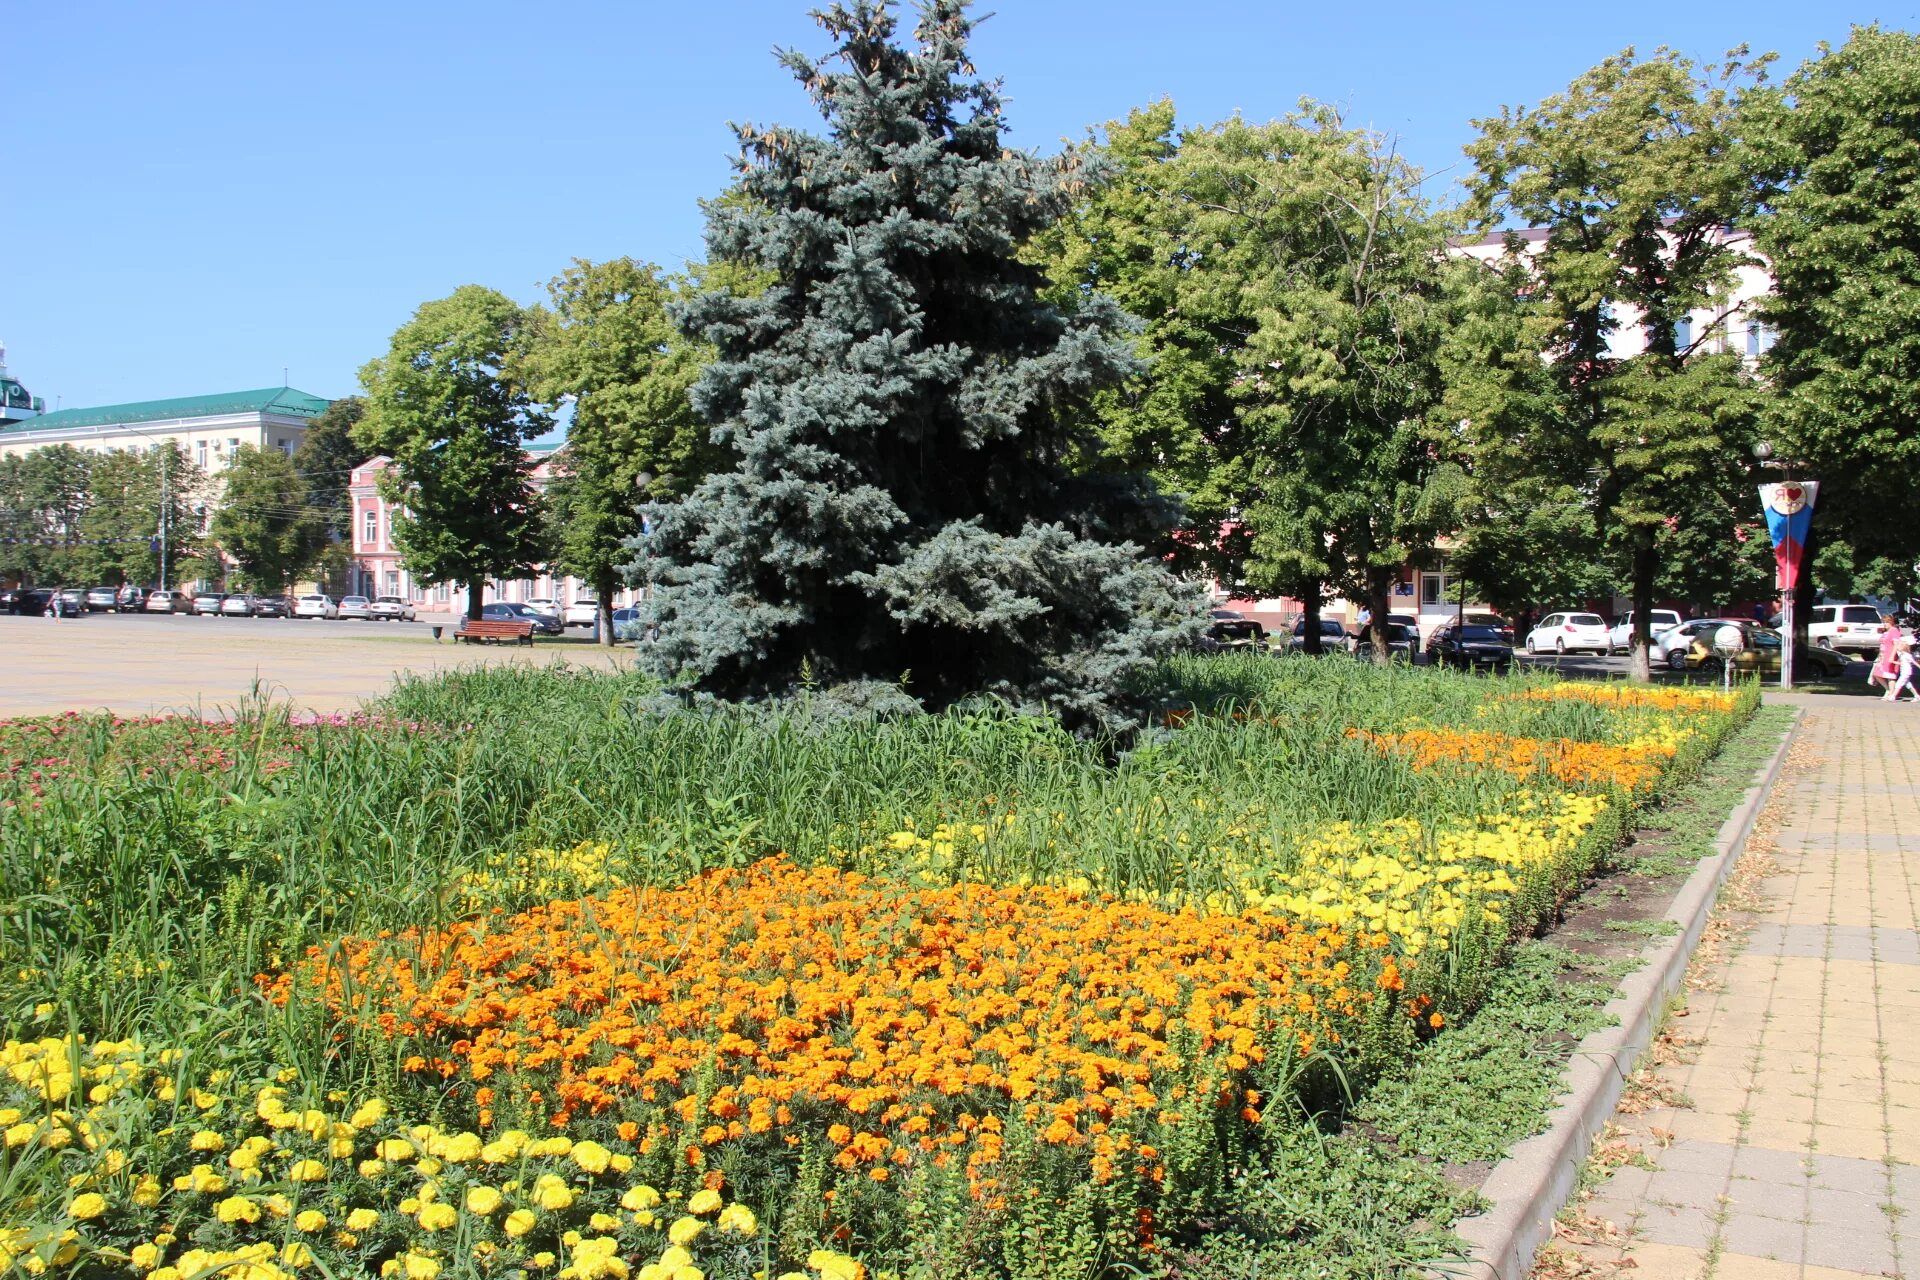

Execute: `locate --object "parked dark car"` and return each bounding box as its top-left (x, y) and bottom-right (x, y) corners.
top-left (1352, 622), bottom-right (1418, 660)
top-left (84, 585), bottom-right (121, 612)
top-left (117, 584), bottom-right (148, 610)
top-left (251, 595), bottom-right (293, 618)
top-left (1200, 609), bottom-right (1268, 653)
top-left (480, 601), bottom-right (565, 635)
top-left (49, 588), bottom-right (85, 618)
top-left (1288, 617), bottom-right (1349, 652)
top-left (1427, 622), bottom-right (1516, 672)
top-left (3, 587), bottom-right (59, 616)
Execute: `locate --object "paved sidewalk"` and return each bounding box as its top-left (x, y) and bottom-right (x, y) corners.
top-left (1558, 694), bottom-right (1918, 1278)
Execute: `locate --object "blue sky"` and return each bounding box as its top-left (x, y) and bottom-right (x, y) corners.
top-left (4, 0), bottom-right (1905, 411)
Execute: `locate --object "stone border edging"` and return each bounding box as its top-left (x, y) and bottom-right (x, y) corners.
top-left (1444, 706), bottom-right (1804, 1280)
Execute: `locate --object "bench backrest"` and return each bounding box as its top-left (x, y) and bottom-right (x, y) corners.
top-left (458, 618), bottom-right (534, 636)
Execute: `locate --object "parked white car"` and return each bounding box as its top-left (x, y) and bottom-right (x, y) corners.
top-left (525, 597), bottom-right (562, 619)
top-left (368, 595), bottom-right (416, 622)
top-left (293, 594), bottom-right (338, 620)
top-left (1524, 612), bottom-right (1610, 655)
top-left (1607, 609), bottom-right (1684, 654)
top-left (563, 598), bottom-right (600, 627)
top-left (144, 590), bottom-right (187, 614)
top-left (1655, 618), bottom-right (1750, 670)
top-left (1806, 603), bottom-right (1885, 655)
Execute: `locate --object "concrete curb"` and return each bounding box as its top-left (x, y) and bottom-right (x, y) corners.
top-left (1445, 707), bottom-right (1803, 1280)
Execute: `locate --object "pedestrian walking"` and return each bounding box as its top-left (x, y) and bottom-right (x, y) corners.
top-left (1886, 632), bottom-right (1919, 703)
top-left (1871, 616), bottom-right (1902, 690)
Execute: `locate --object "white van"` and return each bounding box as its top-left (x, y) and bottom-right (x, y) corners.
top-left (1807, 603), bottom-right (1885, 655)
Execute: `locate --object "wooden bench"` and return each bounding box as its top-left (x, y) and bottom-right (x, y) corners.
top-left (453, 618), bottom-right (535, 645)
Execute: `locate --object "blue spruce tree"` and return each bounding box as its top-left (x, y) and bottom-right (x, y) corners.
top-left (636, 0), bottom-right (1200, 727)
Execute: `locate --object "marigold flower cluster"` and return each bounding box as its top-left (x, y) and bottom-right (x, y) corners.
top-left (1250, 792), bottom-right (1608, 956)
top-left (0, 1037), bottom-right (854, 1280)
top-left (1351, 726), bottom-right (1679, 793)
top-left (1511, 683), bottom-right (1741, 714)
top-left (271, 859), bottom-right (1384, 1198)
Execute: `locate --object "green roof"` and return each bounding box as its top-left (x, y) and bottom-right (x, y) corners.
top-left (1, 387), bottom-right (331, 436)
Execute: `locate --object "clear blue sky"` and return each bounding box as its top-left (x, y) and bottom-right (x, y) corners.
top-left (4, 0), bottom-right (1905, 411)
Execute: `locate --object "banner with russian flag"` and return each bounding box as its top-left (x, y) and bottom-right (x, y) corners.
top-left (1759, 481), bottom-right (1819, 590)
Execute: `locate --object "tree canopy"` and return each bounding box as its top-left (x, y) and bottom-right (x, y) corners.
top-left (210, 445), bottom-right (326, 593)
top-left (355, 286), bottom-right (551, 620)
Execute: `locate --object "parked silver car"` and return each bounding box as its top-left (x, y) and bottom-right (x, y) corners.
top-left (337, 595), bottom-right (373, 621)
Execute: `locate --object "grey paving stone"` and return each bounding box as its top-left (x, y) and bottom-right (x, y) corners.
top-left (1809, 1151), bottom-right (1892, 1196)
top-left (1726, 1176), bottom-right (1808, 1223)
top-left (1718, 1211), bottom-right (1807, 1262)
top-left (1645, 1167), bottom-right (1730, 1210)
top-left (1631, 1205), bottom-right (1717, 1250)
top-left (1730, 1144), bottom-right (1812, 1184)
top-left (1805, 1185), bottom-right (1893, 1234)
top-left (1804, 1220), bottom-right (1899, 1273)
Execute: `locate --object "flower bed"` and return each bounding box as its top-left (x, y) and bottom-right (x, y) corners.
top-left (0, 665), bottom-right (1758, 1277)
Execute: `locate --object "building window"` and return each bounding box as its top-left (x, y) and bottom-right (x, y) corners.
top-left (436, 583), bottom-right (450, 603)
top-left (1746, 321), bottom-right (1775, 357)
top-left (363, 510), bottom-right (377, 547)
top-left (228, 437), bottom-right (240, 455)
top-left (277, 438), bottom-right (291, 455)
top-left (1674, 316), bottom-right (1694, 350)
top-left (384, 571), bottom-right (399, 597)
top-left (196, 441), bottom-right (208, 469)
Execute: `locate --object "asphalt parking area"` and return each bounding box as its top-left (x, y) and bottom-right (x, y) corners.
top-left (0, 611), bottom-right (627, 718)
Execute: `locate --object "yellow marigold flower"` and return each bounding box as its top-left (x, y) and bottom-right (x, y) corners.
top-left (358, 1159), bottom-right (386, 1178)
top-left (570, 1140), bottom-right (613, 1174)
top-left (671, 1269), bottom-right (704, 1280)
top-left (807, 1250), bottom-right (863, 1280)
top-left (418, 1202), bottom-right (458, 1231)
top-left (717, 1203), bottom-right (757, 1236)
top-left (531, 1254), bottom-right (556, 1270)
top-left (345, 1208), bottom-right (381, 1231)
top-left (465, 1185), bottom-right (503, 1215)
top-left (534, 1179), bottom-right (574, 1212)
top-left (667, 1216), bottom-right (705, 1247)
top-left (656, 1250), bottom-right (693, 1272)
top-left (504, 1209), bottom-right (538, 1238)
top-left (403, 1252), bottom-right (441, 1280)
top-left (295, 1210), bottom-right (326, 1232)
top-left (189, 1130), bottom-right (225, 1151)
top-left (286, 1159), bottom-right (327, 1182)
top-left (621, 1185), bottom-right (662, 1211)
top-left (441, 1132), bottom-right (483, 1163)
top-left (349, 1098), bottom-right (387, 1128)
top-left (375, 1138), bottom-right (415, 1162)
top-left (686, 1188), bottom-right (722, 1215)
top-left (130, 1243), bottom-right (161, 1271)
top-left (282, 1242), bottom-right (314, 1268)
top-left (149, 1269), bottom-right (180, 1280)
top-left (67, 1192), bottom-right (107, 1220)
top-left (589, 1212), bottom-right (620, 1232)
top-left (215, 1195), bottom-right (262, 1224)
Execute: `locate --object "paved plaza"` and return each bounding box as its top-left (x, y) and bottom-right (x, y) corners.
top-left (0, 612), bottom-right (629, 718)
top-left (1560, 694), bottom-right (1920, 1278)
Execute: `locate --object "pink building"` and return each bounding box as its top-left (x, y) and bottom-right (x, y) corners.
top-left (345, 442), bottom-right (638, 617)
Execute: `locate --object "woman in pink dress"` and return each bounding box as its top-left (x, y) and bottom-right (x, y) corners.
top-left (1872, 616), bottom-right (1902, 691)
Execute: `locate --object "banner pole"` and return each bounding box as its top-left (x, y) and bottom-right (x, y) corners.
top-left (1782, 594), bottom-right (1794, 692)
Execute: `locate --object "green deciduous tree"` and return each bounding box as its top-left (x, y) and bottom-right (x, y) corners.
top-left (356, 286), bottom-right (551, 621)
top-left (211, 444), bottom-right (326, 593)
top-left (293, 395), bottom-right (367, 545)
top-left (1746, 25), bottom-right (1920, 608)
top-left (72, 445), bottom-right (203, 590)
top-left (1464, 47), bottom-right (1766, 676)
top-left (635, 1), bottom-right (1198, 726)
top-left (1036, 102), bottom-right (1461, 657)
top-left (523, 258), bottom-right (722, 645)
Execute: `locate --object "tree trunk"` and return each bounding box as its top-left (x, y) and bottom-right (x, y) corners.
top-left (467, 576), bottom-right (484, 622)
top-left (1629, 530), bottom-right (1655, 682)
top-left (597, 567), bottom-right (617, 647)
top-left (1302, 583), bottom-right (1324, 656)
top-left (1368, 566), bottom-right (1393, 662)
